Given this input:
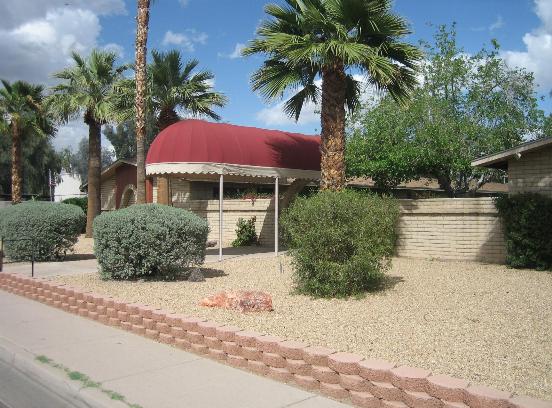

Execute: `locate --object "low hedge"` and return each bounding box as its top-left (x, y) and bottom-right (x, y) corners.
top-left (62, 197), bottom-right (87, 215)
top-left (281, 190), bottom-right (399, 298)
top-left (93, 204), bottom-right (209, 280)
top-left (495, 193), bottom-right (552, 270)
top-left (0, 201), bottom-right (85, 261)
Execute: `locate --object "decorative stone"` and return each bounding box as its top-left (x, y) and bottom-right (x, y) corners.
top-left (199, 290), bottom-right (273, 312)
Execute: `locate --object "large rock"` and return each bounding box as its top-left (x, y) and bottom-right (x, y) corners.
top-left (200, 290), bottom-right (273, 312)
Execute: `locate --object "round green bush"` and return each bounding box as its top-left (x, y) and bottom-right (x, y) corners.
top-left (62, 197), bottom-right (87, 215)
top-left (281, 190), bottom-right (399, 298)
top-left (495, 193), bottom-right (552, 270)
top-left (0, 201), bottom-right (85, 261)
top-left (93, 204), bottom-right (209, 280)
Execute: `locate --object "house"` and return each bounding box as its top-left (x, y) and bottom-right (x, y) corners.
top-left (472, 137), bottom-right (552, 197)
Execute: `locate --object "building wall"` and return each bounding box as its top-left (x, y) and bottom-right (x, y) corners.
top-left (175, 199), bottom-right (276, 247)
top-left (100, 176), bottom-right (116, 211)
top-left (396, 198), bottom-right (505, 263)
top-left (115, 164), bottom-right (137, 208)
top-left (508, 144), bottom-right (552, 197)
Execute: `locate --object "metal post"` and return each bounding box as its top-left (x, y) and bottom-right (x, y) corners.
top-left (219, 174), bottom-right (223, 262)
top-left (275, 177), bottom-right (279, 256)
top-left (31, 245), bottom-right (34, 278)
top-left (0, 238), bottom-right (3, 272)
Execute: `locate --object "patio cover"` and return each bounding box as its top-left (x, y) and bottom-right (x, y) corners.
top-left (146, 119), bottom-right (321, 179)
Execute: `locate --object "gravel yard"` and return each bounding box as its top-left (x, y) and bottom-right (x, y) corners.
top-left (56, 256), bottom-right (552, 399)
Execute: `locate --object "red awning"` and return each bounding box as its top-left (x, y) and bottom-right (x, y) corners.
top-left (146, 119), bottom-right (321, 179)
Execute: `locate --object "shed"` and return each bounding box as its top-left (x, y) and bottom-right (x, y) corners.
top-left (472, 138), bottom-right (552, 197)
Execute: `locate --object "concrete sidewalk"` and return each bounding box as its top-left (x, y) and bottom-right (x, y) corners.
top-left (0, 290), bottom-right (348, 408)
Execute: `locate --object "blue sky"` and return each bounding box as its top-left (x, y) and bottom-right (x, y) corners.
top-left (0, 0), bottom-right (551, 149)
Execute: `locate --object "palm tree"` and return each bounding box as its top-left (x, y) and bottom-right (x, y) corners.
top-left (135, 0), bottom-right (151, 204)
top-left (0, 80), bottom-right (54, 204)
top-left (115, 50), bottom-right (228, 131)
top-left (243, 0), bottom-right (422, 190)
top-left (48, 49), bottom-right (127, 237)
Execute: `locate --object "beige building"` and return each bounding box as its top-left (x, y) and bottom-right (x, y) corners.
top-left (472, 137), bottom-right (552, 197)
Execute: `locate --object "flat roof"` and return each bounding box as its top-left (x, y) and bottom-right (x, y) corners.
top-left (471, 137), bottom-right (552, 170)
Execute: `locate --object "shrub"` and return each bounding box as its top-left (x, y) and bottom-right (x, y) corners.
top-left (93, 204), bottom-right (209, 280)
top-left (231, 216), bottom-right (259, 247)
top-left (281, 190), bottom-right (399, 298)
top-left (0, 201), bottom-right (85, 261)
top-left (62, 197), bottom-right (87, 215)
top-left (495, 193), bottom-right (552, 270)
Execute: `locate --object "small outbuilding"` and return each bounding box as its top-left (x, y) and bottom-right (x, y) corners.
top-left (472, 137), bottom-right (552, 197)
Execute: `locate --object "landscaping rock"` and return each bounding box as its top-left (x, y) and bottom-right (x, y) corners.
top-left (199, 290), bottom-right (273, 312)
top-left (187, 268), bottom-right (205, 282)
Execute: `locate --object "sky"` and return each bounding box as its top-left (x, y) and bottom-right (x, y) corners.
top-left (1, 0), bottom-right (551, 151)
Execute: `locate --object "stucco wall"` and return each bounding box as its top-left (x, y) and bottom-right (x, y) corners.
top-left (100, 176), bottom-right (116, 211)
top-left (508, 144), bottom-right (552, 197)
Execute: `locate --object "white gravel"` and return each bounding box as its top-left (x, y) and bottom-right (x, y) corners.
top-left (56, 256), bottom-right (552, 400)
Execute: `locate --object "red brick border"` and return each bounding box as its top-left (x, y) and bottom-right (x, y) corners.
top-left (0, 272), bottom-right (549, 408)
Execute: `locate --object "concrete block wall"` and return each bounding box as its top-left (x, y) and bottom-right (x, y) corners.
top-left (174, 199), bottom-right (275, 247)
top-left (396, 198), bottom-right (506, 264)
top-left (1, 272), bottom-right (548, 408)
top-left (509, 145), bottom-right (552, 197)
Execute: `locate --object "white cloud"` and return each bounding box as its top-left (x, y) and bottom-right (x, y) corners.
top-left (256, 75), bottom-right (378, 127)
top-left (162, 29), bottom-right (208, 52)
top-left (54, 119), bottom-right (114, 151)
top-left (103, 42), bottom-right (125, 58)
top-left (179, 0), bottom-right (190, 7)
top-left (489, 15), bottom-right (504, 31)
top-left (503, 0), bottom-right (552, 91)
top-left (229, 43), bottom-right (245, 59)
top-left (0, 0), bottom-right (125, 29)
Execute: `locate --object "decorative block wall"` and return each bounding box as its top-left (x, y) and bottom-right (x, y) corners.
top-left (0, 272), bottom-right (548, 408)
top-left (396, 198), bottom-right (506, 264)
top-left (509, 144), bottom-right (552, 198)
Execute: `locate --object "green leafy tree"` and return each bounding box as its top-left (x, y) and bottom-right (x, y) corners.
top-left (48, 49), bottom-right (127, 236)
top-left (0, 80), bottom-right (56, 203)
top-left (347, 25), bottom-right (548, 196)
top-left (243, 0), bottom-right (422, 190)
top-left (103, 117), bottom-right (157, 161)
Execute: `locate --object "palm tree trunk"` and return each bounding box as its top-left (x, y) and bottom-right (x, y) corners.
top-left (10, 120), bottom-right (22, 204)
top-left (135, 0), bottom-right (151, 204)
top-left (320, 63), bottom-right (347, 191)
top-left (85, 118), bottom-right (102, 237)
top-left (157, 108), bottom-right (180, 131)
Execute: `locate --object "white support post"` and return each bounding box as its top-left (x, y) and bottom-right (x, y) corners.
top-left (219, 174), bottom-right (223, 262)
top-left (275, 176), bottom-right (279, 256)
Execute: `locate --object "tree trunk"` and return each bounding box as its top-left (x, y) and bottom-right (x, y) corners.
top-left (158, 108), bottom-right (180, 131)
top-left (10, 119), bottom-right (22, 204)
top-left (135, 0), bottom-right (150, 205)
top-left (320, 63), bottom-right (347, 191)
top-left (85, 117), bottom-right (102, 237)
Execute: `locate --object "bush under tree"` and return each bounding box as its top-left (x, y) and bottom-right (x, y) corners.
top-left (93, 204), bottom-right (209, 280)
top-left (0, 201), bottom-right (85, 261)
top-left (495, 193), bottom-right (552, 270)
top-left (281, 190), bottom-right (399, 298)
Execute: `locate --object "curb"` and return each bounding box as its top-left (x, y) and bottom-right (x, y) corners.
top-left (0, 337), bottom-right (127, 408)
top-left (1, 272), bottom-right (550, 408)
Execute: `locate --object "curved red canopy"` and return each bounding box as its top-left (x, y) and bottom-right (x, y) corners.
top-left (146, 119), bottom-right (321, 179)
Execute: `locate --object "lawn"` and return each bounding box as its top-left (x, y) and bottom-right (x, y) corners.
top-left (56, 256), bottom-right (552, 400)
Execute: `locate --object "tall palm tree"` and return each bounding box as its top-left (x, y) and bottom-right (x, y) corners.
top-left (243, 0), bottom-right (422, 190)
top-left (0, 80), bottom-right (54, 204)
top-left (48, 50), bottom-right (127, 237)
top-left (115, 50), bottom-right (228, 131)
top-left (135, 0), bottom-right (151, 204)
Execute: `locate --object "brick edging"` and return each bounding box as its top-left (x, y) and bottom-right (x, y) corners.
top-left (0, 272), bottom-right (549, 408)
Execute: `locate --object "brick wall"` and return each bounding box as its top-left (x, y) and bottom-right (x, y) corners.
top-left (175, 199), bottom-right (275, 247)
top-left (509, 144), bottom-right (552, 197)
top-left (1, 273), bottom-right (546, 408)
top-left (396, 198), bottom-right (505, 264)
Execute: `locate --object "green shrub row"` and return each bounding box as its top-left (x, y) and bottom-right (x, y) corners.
top-left (93, 204), bottom-right (209, 280)
top-left (0, 201), bottom-right (85, 261)
top-left (495, 193), bottom-right (552, 270)
top-left (281, 190), bottom-right (399, 298)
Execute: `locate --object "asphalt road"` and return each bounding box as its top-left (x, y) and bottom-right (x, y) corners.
top-left (0, 358), bottom-right (81, 408)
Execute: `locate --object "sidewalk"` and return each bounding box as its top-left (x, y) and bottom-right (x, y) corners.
top-left (0, 289), bottom-right (348, 408)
